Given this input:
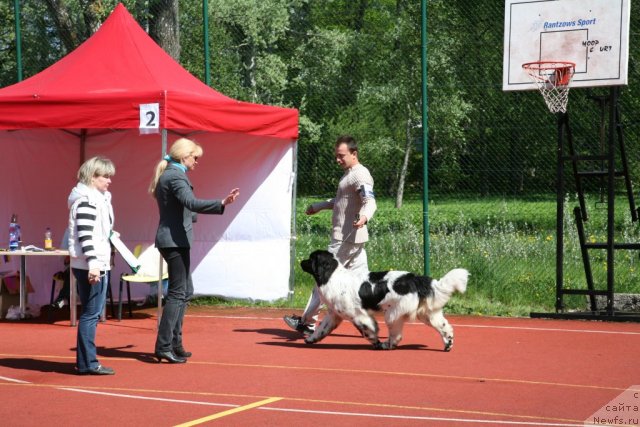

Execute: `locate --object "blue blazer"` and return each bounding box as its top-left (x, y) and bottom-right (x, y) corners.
top-left (154, 164), bottom-right (224, 248)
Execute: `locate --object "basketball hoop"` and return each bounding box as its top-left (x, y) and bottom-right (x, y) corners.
top-left (522, 61), bottom-right (576, 114)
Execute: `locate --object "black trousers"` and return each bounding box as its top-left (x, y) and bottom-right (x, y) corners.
top-left (155, 247), bottom-right (193, 352)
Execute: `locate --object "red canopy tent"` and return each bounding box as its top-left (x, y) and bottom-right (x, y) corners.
top-left (0, 3), bottom-right (298, 305)
top-left (0, 3), bottom-right (297, 136)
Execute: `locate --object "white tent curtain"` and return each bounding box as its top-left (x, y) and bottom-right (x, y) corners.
top-left (0, 129), bottom-right (294, 304)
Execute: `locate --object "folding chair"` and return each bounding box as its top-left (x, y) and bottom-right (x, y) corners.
top-left (118, 245), bottom-right (167, 321)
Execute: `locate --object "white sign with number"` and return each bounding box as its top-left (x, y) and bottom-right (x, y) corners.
top-left (139, 103), bottom-right (160, 134)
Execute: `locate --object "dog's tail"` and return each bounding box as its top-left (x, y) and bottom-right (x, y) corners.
top-left (417, 268), bottom-right (469, 318)
top-left (435, 268), bottom-right (469, 297)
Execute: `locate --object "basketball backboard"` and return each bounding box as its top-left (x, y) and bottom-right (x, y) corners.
top-left (503, 0), bottom-right (630, 91)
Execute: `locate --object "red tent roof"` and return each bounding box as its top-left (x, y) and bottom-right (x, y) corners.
top-left (0, 3), bottom-right (298, 139)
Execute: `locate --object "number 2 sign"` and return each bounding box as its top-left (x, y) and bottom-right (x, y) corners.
top-left (139, 103), bottom-right (160, 134)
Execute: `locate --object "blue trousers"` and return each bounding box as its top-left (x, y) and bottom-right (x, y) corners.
top-left (74, 268), bottom-right (108, 372)
top-left (155, 248), bottom-right (193, 353)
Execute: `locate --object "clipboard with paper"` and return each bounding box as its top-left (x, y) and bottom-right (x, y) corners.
top-left (109, 231), bottom-right (141, 273)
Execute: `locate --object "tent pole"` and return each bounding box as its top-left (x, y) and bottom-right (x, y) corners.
top-left (161, 128), bottom-right (168, 155)
top-left (288, 140), bottom-right (298, 302)
top-left (80, 129), bottom-right (87, 164)
top-left (156, 128), bottom-right (168, 327)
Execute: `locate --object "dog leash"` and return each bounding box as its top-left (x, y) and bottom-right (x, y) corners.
top-left (337, 214), bottom-right (361, 252)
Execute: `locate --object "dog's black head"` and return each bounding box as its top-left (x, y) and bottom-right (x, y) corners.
top-left (301, 250), bottom-right (339, 286)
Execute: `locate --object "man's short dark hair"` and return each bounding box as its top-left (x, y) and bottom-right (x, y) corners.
top-left (335, 135), bottom-right (358, 153)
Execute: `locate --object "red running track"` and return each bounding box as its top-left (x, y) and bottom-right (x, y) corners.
top-left (0, 306), bottom-right (639, 426)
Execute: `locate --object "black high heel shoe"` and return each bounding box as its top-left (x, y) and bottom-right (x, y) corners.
top-left (173, 347), bottom-right (192, 358)
top-left (154, 351), bottom-right (186, 364)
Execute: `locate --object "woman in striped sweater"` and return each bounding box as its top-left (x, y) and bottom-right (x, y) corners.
top-left (67, 157), bottom-right (116, 375)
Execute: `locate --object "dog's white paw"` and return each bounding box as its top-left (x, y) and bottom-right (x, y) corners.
top-left (444, 338), bottom-right (453, 352)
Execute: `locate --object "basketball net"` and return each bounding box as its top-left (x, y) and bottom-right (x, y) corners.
top-left (522, 61), bottom-right (576, 114)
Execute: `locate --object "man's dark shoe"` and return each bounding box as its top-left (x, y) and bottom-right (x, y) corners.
top-left (78, 364), bottom-right (115, 375)
top-left (173, 347), bottom-right (192, 358)
top-left (283, 315), bottom-right (314, 335)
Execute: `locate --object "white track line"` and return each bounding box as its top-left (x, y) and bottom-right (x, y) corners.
top-left (0, 363), bottom-right (592, 425)
top-left (187, 314), bottom-right (640, 335)
top-left (57, 387), bottom-right (586, 426)
top-left (59, 387), bottom-right (237, 408)
top-left (452, 323), bottom-right (640, 335)
top-left (0, 376), bottom-right (30, 384)
top-left (260, 406), bottom-right (585, 426)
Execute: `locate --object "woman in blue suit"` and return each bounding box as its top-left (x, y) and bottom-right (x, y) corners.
top-left (149, 138), bottom-right (239, 363)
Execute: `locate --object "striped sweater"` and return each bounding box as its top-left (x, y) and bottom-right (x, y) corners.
top-left (311, 163), bottom-right (376, 244)
top-left (67, 183), bottom-right (114, 271)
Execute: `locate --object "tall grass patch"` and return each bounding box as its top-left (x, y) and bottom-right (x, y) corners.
top-left (292, 194), bottom-right (640, 317)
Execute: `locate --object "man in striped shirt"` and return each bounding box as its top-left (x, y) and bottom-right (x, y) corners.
top-left (285, 135), bottom-right (377, 335)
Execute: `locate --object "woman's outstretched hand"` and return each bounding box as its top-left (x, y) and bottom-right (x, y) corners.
top-left (223, 188), bottom-right (240, 206)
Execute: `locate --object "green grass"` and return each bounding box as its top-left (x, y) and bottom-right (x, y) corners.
top-left (193, 194), bottom-right (640, 317)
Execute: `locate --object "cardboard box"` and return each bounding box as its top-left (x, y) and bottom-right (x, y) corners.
top-left (0, 273), bottom-right (34, 319)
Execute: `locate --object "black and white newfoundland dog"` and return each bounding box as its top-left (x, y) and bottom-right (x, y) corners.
top-left (300, 250), bottom-right (469, 351)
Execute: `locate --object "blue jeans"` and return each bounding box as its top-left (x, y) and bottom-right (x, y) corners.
top-left (74, 268), bottom-right (108, 372)
top-left (155, 248), bottom-right (193, 353)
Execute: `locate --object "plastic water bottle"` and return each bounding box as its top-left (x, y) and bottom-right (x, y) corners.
top-left (9, 214), bottom-right (19, 251)
top-left (44, 227), bottom-right (53, 250)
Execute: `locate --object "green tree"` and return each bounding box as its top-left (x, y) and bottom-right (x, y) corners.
top-left (0, 1), bottom-right (17, 86)
top-left (206, 0), bottom-right (298, 104)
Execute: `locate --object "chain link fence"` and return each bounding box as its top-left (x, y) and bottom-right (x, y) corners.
top-left (2, 0), bottom-right (639, 312)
